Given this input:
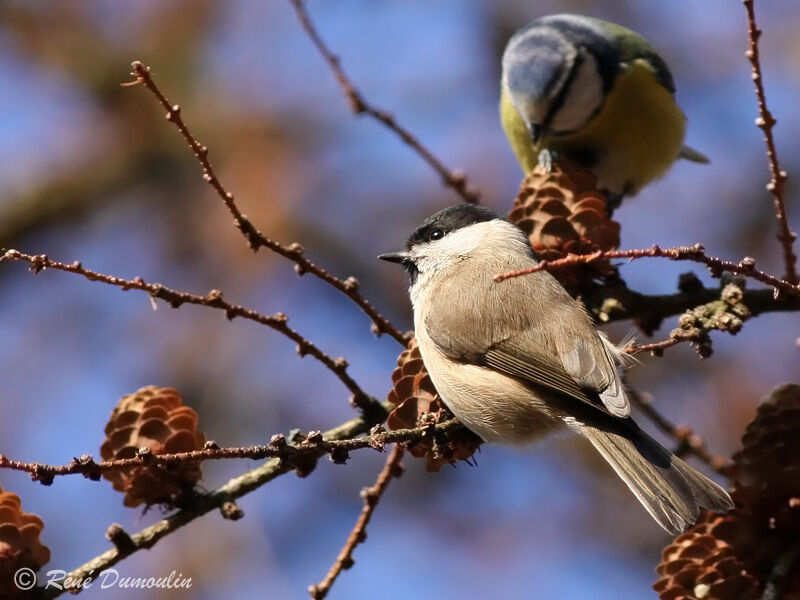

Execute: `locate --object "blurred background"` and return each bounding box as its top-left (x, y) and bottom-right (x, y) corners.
top-left (1, 0), bottom-right (798, 598)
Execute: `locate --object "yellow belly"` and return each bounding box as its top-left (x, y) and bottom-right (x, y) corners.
top-left (501, 60), bottom-right (687, 196)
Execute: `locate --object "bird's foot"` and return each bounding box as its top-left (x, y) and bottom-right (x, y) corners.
top-left (605, 191), bottom-right (624, 216)
top-left (537, 149), bottom-right (557, 173)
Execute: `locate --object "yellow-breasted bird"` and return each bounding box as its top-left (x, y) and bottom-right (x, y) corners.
top-left (500, 14), bottom-right (708, 206)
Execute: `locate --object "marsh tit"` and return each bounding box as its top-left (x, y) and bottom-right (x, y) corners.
top-left (380, 204), bottom-right (732, 534)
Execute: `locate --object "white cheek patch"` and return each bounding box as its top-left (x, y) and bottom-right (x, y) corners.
top-left (411, 221), bottom-right (495, 266)
top-left (549, 50), bottom-right (605, 134)
top-left (435, 222), bottom-right (495, 256)
top-left (409, 221), bottom-right (499, 305)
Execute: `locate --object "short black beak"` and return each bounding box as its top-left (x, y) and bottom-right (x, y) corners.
top-left (530, 123), bottom-right (542, 145)
top-left (378, 251), bottom-right (410, 264)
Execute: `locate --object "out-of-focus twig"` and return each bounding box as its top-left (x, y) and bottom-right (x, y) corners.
top-left (309, 445), bottom-right (405, 600)
top-left (628, 391), bottom-right (729, 476)
top-left (39, 408), bottom-right (458, 599)
top-left (761, 547), bottom-right (800, 600)
top-left (494, 245), bottom-right (800, 298)
top-left (742, 0), bottom-right (798, 285)
top-left (624, 337), bottom-right (684, 356)
top-left (127, 61), bottom-right (408, 346)
top-left (0, 249), bottom-right (377, 410)
top-left (287, 0), bottom-right (480, 205)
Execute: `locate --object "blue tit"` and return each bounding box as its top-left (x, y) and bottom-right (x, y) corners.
top-left (500, 14), bottom-right (708, 202)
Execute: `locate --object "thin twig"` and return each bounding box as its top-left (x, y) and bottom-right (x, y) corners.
top-left (127, 61), bottom-right (408, 346)
top-left (628, 391), bottom-right (729, 476)
top-left (0, 249), bottom-right (375, 409)
top-left (624, 338), bottom-right (684, 356)
top-left (38, 409), bottom-right (460, 598)
top-left (742, 0), bottom-right (798, 284)
top-left (309, 445), bottom-right (405, 600)
top-left (622, 283), bottom-right (751, 359)
top-left (287, 0), bottom-right (480, 205)
top-left (0, 420), bottom-right (455, 484)
top-left (494, 245), bottom-right (800, 298)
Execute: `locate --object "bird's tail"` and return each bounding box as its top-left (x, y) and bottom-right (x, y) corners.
top-left (577, 425), bottom-right (733, 534)
top-left (679, 144), bottom-right (711, 164)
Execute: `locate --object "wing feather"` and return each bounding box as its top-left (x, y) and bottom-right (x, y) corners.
top-left (422, 258), bottom-right (629, 416)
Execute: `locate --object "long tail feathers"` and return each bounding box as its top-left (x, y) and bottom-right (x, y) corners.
top-left (578, 425), bottom-right (733, 535)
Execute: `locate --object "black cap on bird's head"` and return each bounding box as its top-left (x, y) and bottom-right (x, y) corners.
top-left (405, 204), bottom-right (499, 249)
top-left (378, 204), bottom-right (499, 267)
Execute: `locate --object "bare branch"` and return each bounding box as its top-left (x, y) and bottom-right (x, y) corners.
top-left (628, 390), bottom-right (729, 476)
top-left (742, 0), bottom-right (798, 284)
top-left (494, 245), bottom-right (800, 298)
top-left (127, 61), bottom-right (408, 346)
top-left (38, 409), bottom-right (458, 598)
top-left (591, 283), bottom-right (798, 326)
top-left (0, 249), bottom-right (376, 410)
top-left (620, 281), bottom-right (754, 359)
top-left (0, 419), bottom-right (457, 485)
top-left (309, 445), bottom-right (405, 599)
top-left (287, 0), bottom-right (480, 205)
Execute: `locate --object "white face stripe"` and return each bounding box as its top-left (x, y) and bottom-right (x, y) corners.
top-left (548, 49), bottom-right (605, 133)
top-left (502, 15), bottom-right (610, 136)
top-left (502, 25), bottom-right (577, 126)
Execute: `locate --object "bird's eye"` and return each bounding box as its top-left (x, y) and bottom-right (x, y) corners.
top-left (429, 229), bottom-right (445, 241)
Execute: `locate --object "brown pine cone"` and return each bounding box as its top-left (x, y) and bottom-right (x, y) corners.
top-left (100, 386), bottom-right (206, 508)
top-left (653, 514), bottom-right (759, 600)
top-left (654, 383), bottom-right (800, 599)
top-left (507, 159), bottom-right (620, 288)
top-left (727, 383), bottom-right (800, 581)
top-left (386, 337), bottom-right (481, 472)
top-left (0, 486), bottom-right (50, 596)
